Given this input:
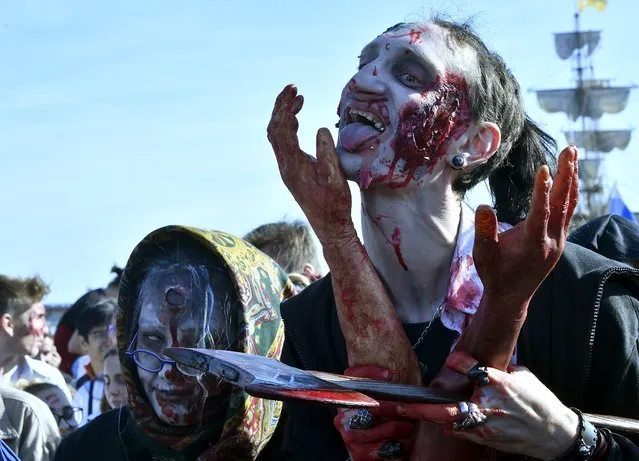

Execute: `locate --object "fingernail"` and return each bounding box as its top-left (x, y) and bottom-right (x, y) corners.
top-left (396, 404), bottom-right (406, 416)
top-left (382, 369), bottom-right (391, 379)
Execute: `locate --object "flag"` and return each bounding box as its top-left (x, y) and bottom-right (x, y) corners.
top-left (578, 0), bottom-right (607, 12)
top-left (608, 185), bottom-right (638, 223)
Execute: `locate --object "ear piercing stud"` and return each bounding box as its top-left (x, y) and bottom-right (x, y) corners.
top-left (451, 155), bottom-right (465, 170)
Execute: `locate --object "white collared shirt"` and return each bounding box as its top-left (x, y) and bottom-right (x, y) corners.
top-left (3, 355), bottom-right (72, 402)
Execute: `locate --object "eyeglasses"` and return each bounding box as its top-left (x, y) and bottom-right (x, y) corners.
top-left (52, 406), bottom-right (82, 425)
top-left (125, 349), bottom-right (201, 377)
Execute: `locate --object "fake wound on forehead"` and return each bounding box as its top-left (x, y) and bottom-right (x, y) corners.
top-left (383, 24), bottom-right (432, 45)
top-left (165, 287), bottom-right (186, 309)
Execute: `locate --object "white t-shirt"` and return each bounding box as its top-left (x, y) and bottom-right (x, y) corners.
top-left (72, 373), bottom-right (105, 427)
top-left (70, 355), bottom-right (91, 381)
top-left (3, 355), bottom-right (72, 402)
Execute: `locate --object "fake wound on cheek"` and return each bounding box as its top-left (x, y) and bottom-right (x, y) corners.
top-left (28, 315), bottom-right (45, 336)
top-left (390, 72), bottom-right (471, 184)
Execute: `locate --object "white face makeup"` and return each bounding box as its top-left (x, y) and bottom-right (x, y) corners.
top-left (103, 354), bottom-right (128, 409)
top-left (335, 23), bottom-right (477, 190)
top-left (134, 265), bottom-right (232, 426)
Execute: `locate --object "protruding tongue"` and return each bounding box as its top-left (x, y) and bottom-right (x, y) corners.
top-left (339, 123), bottom-right (380, 152)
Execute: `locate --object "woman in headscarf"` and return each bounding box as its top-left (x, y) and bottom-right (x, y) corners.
top-left (54, 226), bottom-right (294, 461)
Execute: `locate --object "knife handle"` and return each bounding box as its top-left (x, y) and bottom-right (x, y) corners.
top-left (583, 413), bottom-right (639, 435)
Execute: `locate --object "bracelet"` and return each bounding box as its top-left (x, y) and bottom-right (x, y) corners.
top-left (552, 407), bottom-right (600, 461)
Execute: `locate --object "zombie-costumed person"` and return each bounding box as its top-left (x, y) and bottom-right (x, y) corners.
top-left (267, 18), bottom-right (639, 461)
top-left (54, 227), bottom-right (295, 460)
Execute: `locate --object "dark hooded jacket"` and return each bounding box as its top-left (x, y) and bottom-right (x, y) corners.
top-left (277, 243), bottom-right (639, 460)
top-left (54, 226), bottom-right (294, 461)
top-left (569, 214), bottom-right (639, 266)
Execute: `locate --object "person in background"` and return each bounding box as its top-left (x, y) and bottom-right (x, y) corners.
top-left (17, 380), bottom-right (81, 438)
top-left (0, 382), bottom-right (60, 461)
top-left (0, 276), bottom-right (71, 403)
top-left (54, 226), bottom-right (294, 460)
top-left (99, 348), bottom-right (128, 413)
top-left (72, 299), bottom-right (116, 426)
top-left (244, 220), bottom-right (322, 292)
top-left (105, 266), bottom-right (123, 300)
top-left (53, 289), bottom-right (110, 377)
top-left (267, 16), bottom-right (639, 460)
top-left (569, 214), bottom-right (639, 269)
top-left (35, 334), bottom-right (61, 370)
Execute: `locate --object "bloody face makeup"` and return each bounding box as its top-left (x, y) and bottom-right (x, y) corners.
top-left (134, 264), bottom-right (234, 426)
top-left (335, 23), bottom-right (474, 189)
top-left (14, 302), bottom-right (47, 356)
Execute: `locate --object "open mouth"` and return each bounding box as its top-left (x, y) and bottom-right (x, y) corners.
top-left (347, 108), bottom-right (386, 133)
top-left (338, 105), bottom-right (390, 152)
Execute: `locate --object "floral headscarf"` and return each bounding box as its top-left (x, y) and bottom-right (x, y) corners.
top-left (117, 226), bottom-right (295, 460)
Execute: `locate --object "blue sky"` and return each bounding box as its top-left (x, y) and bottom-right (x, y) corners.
top-left (1, 0), bottom-right (637, 304)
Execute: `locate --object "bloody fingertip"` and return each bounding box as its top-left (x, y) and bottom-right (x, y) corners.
top-left (475, 206), bottom-right (496, 237)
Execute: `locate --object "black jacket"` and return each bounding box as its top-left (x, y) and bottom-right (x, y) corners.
top-left (278, 243), bottom-right (639, 460)
top-left (569, 214), bottom-right (639, 264)
top-left (53, 408), bottom-right (285, 461)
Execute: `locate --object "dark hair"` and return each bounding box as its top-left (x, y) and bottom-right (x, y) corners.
top-left (386, 20), bottom-right (557, 224)
top-left (75, 299), bottom-right (117, 339)
top-left (108, 266), bottom-right (123, 289)
top-left (243, 220), bottom-right (320, 274)
top-left (69, 288), bottom-right (110, 314)
top-left (23, 381), bottom-right (60, 396)
top-left (0, 275), bottom-right (50, 317)
top-left (126, 233), bottom-right (240, 352)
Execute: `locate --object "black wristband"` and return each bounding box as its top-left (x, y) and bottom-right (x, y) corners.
top-left (553, 407), bottom-right (600, 461)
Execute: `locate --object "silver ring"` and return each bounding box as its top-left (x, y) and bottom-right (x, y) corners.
top-left (458, 401), bottom-right (470, 418)
top-left (453, 402), bottom-right (487, 431)
top-left (348, 409), bottom-right (374, 430)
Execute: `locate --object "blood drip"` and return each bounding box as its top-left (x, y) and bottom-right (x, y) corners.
top-left (391, 227), bottom-right (408, 271)
top-left (358, 169), bottom-right (373, 189)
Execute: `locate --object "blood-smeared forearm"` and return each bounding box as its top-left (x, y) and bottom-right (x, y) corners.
top-left (322, 234), bottom-right (421, 385)
top-left (454, 296), bottom-right (529, 371)
top-left (268, 85), bottom-right (421, 387)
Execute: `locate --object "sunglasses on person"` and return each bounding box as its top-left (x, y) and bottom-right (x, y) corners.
top-left (52, 406), bottom-right (83, 425)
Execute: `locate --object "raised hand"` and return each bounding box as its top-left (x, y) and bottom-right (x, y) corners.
top-left (473, 146), bottom-right (579, 304)
top-left (267, 84), bottom-right (355, 245)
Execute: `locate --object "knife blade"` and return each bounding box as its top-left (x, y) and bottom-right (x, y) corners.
top-left (165, 347), bottom-right (468, 405)
top-left (164, 347), bottom-right (379, 408)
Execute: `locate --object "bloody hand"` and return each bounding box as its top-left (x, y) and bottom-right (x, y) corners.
top-left (472, 146), bottom-right (579, 304)
top-left (335, 366), bottom-right (417, 461)
top-left (395, 352), bottom-right (580, 461)
top-left (267, 84), bottom-right (355, 245)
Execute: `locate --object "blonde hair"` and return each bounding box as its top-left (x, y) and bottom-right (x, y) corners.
top-left (0, 275), bottom-right (50, 316)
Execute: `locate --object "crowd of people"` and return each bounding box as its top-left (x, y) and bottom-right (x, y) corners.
top-left (0, 220), bottom-right (320, 460)
top-left (2, 15), bottom-right (639, 461)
